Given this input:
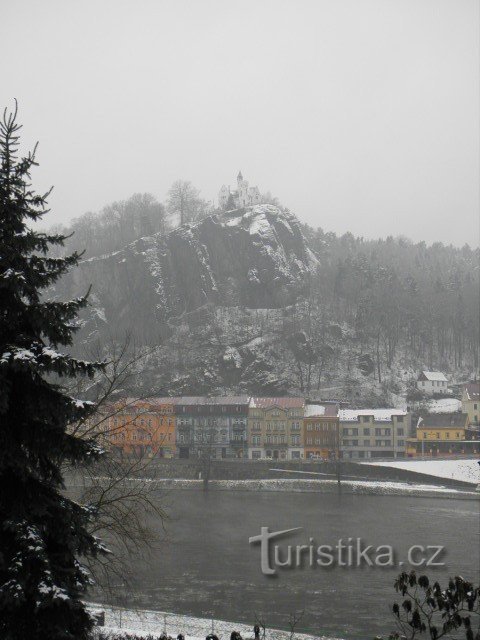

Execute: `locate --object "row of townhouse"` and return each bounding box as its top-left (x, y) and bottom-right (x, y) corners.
top-left (85, 396), bottom-right (418, 460)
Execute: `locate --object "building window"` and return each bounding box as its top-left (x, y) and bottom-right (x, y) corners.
top-left (397, 416), bottom-right (404, 423)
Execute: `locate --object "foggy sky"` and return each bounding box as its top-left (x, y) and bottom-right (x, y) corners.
top-left (2, 0), bottom-right (479, 246)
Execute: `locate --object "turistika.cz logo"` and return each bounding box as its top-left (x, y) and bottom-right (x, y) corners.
top-left (248, 527), bottom-right (445, 576)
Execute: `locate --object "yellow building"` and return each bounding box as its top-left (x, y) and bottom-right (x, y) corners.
top-left (248, 397), bottom-right (304, 460)
top-left (407, 412), bottom-right (479, 457)
top-left (461, 382), bottom-right (479, 426)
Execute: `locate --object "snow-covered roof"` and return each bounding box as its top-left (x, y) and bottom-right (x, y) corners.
top-left (249, 397), bottom-right (304, 409)
top-left (304, 404), bottom-right (338, 418)
top-left (339, 409), bottom-right (407, 422)
top-left (304, 404), bottom-right (325, 417)
top-left (418, 371), bottom-right (448, 382)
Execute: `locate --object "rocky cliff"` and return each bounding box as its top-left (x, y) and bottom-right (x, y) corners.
top-left (57, 205), bottom-right (316, 345)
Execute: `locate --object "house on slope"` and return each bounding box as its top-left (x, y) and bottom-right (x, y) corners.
top-left (416, 371), bottom-right (448, 395)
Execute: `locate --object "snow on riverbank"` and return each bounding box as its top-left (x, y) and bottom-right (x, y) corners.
top-left (89, 604), bottom-right (338, 640)
top-left (364, 459), bottom-right (480, 485)
top-left (147, 478), bottom-right (478, 498)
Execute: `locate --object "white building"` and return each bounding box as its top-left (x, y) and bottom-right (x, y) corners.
top-left (218, 171), bottom-right (262, 210)
top-left (339, 409), bottom-right (410, 460)
top-left (417, 371), bottom-right (448, 395)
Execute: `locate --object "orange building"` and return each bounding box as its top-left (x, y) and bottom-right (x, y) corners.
top-left (303, 403), bottom-right (339, 459)
top-left (108, 397), bottom-right (178, 457)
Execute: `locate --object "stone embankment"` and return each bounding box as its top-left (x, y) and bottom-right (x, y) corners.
top-left (140, 458), bottom-right (474, 490)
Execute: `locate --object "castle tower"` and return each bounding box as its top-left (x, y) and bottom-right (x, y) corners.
top-left (237, 170), bottom-right (243, 186)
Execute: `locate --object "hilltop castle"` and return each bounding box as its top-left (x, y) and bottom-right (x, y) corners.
top-left (218, 171), bottom-right (262, 210)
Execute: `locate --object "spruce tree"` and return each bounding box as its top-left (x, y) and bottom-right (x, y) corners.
top-left (0, 103), bottom-right (106, 639)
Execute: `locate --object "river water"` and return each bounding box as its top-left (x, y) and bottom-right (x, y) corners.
top-left (103, 489), bottom-right (480, 640)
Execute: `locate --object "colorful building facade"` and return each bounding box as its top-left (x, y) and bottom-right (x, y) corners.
top-left (175, 396), bottom-right (249, 459)
top-left (303, 404), bottom-right (339, 459)
top-left (247, 397), bottom-right (304, 460)
top-left (77, 395), bottom-right (479, 462)
top-left (108, 397), bottom-right (177, 458)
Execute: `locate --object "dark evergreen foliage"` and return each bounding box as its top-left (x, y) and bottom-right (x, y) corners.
top-left (384, 570), bottom-right (480, 639)
top-left (0, 103), bottom-right (106, 639)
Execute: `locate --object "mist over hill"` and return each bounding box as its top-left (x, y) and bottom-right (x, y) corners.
top-left (50, 195), bottom-right (479, 404)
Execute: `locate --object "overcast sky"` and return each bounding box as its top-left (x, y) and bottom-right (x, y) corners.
top-left (2, 0), bottom-right (479, 246)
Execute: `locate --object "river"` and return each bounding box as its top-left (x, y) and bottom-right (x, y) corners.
top-left (98, 488), bottom-right (480, 640)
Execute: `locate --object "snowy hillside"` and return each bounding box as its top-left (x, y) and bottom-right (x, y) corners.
top-left (51, 203), bottom-right (478, 400)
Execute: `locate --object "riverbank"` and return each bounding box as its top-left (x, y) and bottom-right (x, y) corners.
top-left (363, 458), bottom-right (480, 485)
top-left (68, 457), bottom-right (477, 493)
top-left (88, 603), bottom-right (339, 640)
top-left (143, 477), bottom-right (479, 499)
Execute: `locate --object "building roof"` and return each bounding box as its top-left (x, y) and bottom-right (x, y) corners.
top-left (418, 371), bottom-right (448, 382)
top-left (249, 397), bottom-right (305, 409)
top-left (176, 396), bottom-right (249, 406)
top-left (339, 409), bottom-right (407, 422)
top-left (463, 382), bottom-right (480, 401)
top-left (113, 397), bottom-right (183, 409)
top-left (419, 413), bottom-right (469, 428)
top-left (304, 404), bottom-right (338, 418)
